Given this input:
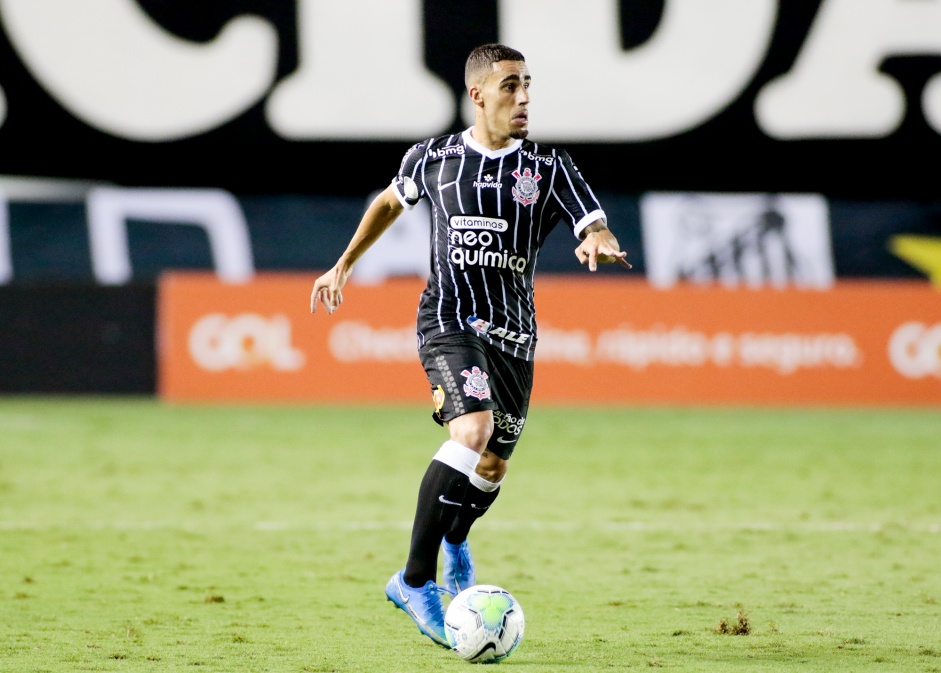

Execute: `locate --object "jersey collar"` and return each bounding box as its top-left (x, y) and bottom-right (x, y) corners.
top-left (462, 128), bottom-right (523, 160)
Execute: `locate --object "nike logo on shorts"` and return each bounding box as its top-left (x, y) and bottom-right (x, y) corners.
top-left (438, 495), bottom-right (462, 506)
top-left (496, 436), bottom-right (516, 444)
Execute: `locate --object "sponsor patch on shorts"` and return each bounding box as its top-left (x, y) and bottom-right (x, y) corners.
top-left (432, 385), bottom-right (446, 417)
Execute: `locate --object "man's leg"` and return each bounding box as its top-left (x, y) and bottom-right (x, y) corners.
top-left (442, 349), bottom-right (532, 595)
top-left (442, 451), bottom-right (505, 594)
top-left (446, 451), bottom-right (506, 545)
top-left (402, 438), bottom-right (480, 587)
top-left (386, 411), bottom-right (492, 646)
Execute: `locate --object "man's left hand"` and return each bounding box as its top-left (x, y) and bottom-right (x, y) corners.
top-left (575, 228), bottom-right (631, 272)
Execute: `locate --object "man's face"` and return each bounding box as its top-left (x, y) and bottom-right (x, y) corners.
top-left (479, 60), bottom-right (531, 140)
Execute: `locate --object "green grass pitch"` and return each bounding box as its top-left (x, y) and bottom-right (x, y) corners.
top-left (1, 398), bottom-right (940, 672)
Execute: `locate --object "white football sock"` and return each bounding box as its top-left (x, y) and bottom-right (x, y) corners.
top-left (433, 440), bottom-right (481, 478)
top-left (469, 471), bottom-right (502, 493)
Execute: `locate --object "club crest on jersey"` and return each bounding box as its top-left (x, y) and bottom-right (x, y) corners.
top-left (461, 366), bottom-right (491, 400)
top-left (511, 167), bottom-right (541, 206)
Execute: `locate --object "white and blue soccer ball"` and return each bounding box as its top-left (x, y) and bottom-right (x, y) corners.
top-left (444, 584), bottom-right (525, 663)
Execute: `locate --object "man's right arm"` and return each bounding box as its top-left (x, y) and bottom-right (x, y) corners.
top-left (310, 185), bottom-right (405, 314)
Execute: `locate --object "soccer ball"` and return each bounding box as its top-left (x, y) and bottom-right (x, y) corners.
top-left (444, 584), bottom-right (525, 663)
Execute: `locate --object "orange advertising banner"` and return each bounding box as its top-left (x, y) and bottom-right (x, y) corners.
top-left (157, 273), bottom-right (941, 405)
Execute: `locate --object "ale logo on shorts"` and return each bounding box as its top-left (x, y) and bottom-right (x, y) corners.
top-left (511, 167), bottom-right (541, 206)
top-left (461, 366), bottom-right (491, 400)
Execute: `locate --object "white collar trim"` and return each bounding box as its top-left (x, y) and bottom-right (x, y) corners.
top-left (462, 128), bottom-right (522, 159)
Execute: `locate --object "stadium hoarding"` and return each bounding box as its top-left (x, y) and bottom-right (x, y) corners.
top-left (3, 186), bottom-right (935, 286)
top-left (157, 273), bottom-right (941, 405)
top-left (0, 283), bottom-right (156, 393)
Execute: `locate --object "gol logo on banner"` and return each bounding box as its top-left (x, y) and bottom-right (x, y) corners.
top-left (888, 322), bottom-right (941, 379)
top-left (188, 313), bottom-right (305, 372)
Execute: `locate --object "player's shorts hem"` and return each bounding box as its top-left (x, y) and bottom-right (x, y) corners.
top-left (419, 331), bottom-right (532, 460)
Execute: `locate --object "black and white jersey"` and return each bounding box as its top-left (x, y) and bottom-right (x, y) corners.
top-left (391, 128), bottom-right (606, 362)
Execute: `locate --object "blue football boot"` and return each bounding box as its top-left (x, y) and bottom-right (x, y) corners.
top-left (385, 569), bottom-right (449, 648)
top-left (442, 539), bottom-right (476, 596)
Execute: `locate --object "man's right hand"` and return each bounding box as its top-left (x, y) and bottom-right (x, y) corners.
top-left (310, 264), bottom-right (350, 314)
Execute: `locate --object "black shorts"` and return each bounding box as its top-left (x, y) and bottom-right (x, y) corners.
top-left (419, 331), bottom-right (534, 460)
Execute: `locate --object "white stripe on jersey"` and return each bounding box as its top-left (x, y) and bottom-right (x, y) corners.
top-left (473, 155), bottom-right (494, 348)
top-left (414, 144), bottom-right (448, 333)
top-left (511, 151), bottom-right (524, 358)
top-left (522, 145), bottom-right (556, 343)
top-left (476, 158), bottom-right (485, 213)
top-left (436, 137), bottom-right (462, 333)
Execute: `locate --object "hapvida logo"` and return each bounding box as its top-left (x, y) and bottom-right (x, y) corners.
top-left (473, 174), bottom-right (503, 189)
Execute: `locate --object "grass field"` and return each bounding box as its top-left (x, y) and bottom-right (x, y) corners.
top-left (1, 398), bottom-right (940, 672)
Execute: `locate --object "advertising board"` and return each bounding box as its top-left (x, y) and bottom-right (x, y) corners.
top-left (158, 273), bottom-right (941, 405)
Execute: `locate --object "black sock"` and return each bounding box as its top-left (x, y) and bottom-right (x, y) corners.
top-left (403, 459), bottom-right (470, 587)
top-left (445, 484), bottom-right (501, 545)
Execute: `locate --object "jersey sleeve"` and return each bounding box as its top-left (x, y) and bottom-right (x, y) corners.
top-left (390, 141), bottom-right (427, 210)
top-left (549, 150), bottom-right (606, 238)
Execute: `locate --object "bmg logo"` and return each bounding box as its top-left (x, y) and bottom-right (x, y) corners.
top-left (888, 322), bottom-right (941, 379)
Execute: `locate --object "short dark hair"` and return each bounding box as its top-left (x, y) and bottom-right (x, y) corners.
top-left (465, 43), bottom-right (525, 89)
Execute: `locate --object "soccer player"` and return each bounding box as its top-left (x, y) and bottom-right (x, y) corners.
top-left (310, 43), bottom-right (629, 647)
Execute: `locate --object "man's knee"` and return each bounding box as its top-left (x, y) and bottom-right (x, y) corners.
top-left (447, 410), bottom-right (494, 453)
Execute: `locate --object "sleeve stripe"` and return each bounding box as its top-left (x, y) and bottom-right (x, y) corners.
top-left (573, 209), bottom-right (607, 239)
top-left (390, 178), bottom-right (414, 210)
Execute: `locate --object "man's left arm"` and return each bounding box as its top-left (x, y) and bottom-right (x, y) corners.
top-left (574, 219), bottom-right (632, 272)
